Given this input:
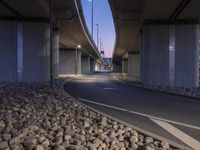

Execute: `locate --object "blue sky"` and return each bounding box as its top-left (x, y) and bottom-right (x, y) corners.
top-left (81, 0), bottom-right (115, 58)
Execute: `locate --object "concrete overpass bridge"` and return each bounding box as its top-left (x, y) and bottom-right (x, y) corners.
top-left (0, 0), bottom-right (103, 82)
top-left (109, 0), bottom-right (200, 88)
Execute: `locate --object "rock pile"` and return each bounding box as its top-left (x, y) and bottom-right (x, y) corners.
top-left (0, 83), bottom-right (177, 150)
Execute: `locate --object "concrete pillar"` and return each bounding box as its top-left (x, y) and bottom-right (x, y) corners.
top-left (81, 56), bottom-right (90, 74)
top-left (0, 22), bottom-right (18, 82)
top-left (95, 61), bottom-right (101, 71)
top-left (174, 24), bottom-right (199, 88)
top-left (142, 25), bottom-right (170, 86)
top-left (90, 59), bottom-right (95, 73)
top-left (59, 50), bottom-right (81, 75)
top-left (22, 23), bottom-right (50, 82)
top-left (122, 59), bottom-right (128, 74)
top-left (53, 29), bottom-right (59, 79)
top-left (128, 52), bottom-right (140, 78)
top-left (0, 21), bottom-right (51, 82)
top-left (112, 62), bottom-right (122, 73)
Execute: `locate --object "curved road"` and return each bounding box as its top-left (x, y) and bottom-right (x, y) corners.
top-left (64, 72), bottom-right (200, 149)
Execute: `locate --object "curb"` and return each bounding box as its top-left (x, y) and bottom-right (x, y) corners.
top-left (113, 75), bottom-right (200, 101)
top-left (61, 81), bottom-right (192, 150)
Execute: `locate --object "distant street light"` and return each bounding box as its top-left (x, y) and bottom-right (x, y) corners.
top-left (75, 44), bottom-right (82, 76)
top-left (96, 24), bottom-right (99, 50)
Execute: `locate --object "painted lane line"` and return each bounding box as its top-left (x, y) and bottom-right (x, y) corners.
top-left (78, 98), bottom-right (200, 131)
top-left (79, 98), bottom-right (128, 112)
top-left (129, 110), bottom-right (200, 131)
top-left (104, 88), bottom-right (116, 90)
top-left (151, 119), bottom-right (200, 150)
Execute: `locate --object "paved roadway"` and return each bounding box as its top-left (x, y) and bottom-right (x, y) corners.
top-left (64, 72), bottom-right (200, 150)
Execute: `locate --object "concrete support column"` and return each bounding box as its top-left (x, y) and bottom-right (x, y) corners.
top-left (0, 21), bottom-right (51, 82)
top-left (142, 25), bottom-right (170, 86)
top-left (90, 59), bottom-right (95, 73)
top-left (59, 50), bottom-right (81, 75)
top-left (128, 52), bottom-right (140, 78)
top-left (81, 56), bottom-right (91, 74)
top-left (122, 59), bottom-right (128, 74)
top-left (0, 22), bottom-right (18, 82)
top-left (95, 61), bottom-right (101, 71)
top-left (174, 24), bottom-right (199, 88)
top-left (112, 62), bottom-right (122, 73)
top-left (22, 23), bottom-right (50, 82)
top-left (52, 29), bottom-right (59, 79)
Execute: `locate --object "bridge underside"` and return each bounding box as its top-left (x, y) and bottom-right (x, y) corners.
top-left (110, 0), bottom-right (200, 88)
top-left (0, 0), bottom-right (103, 82)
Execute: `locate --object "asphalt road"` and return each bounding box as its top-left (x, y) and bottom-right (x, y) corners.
top-left (64, 72), bottom-right (200, 149)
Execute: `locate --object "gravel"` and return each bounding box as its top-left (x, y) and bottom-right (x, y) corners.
top-left (0, 82), bottom-right (179, 150)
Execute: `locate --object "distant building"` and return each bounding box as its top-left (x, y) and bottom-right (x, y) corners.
top-left (103, 58), bottom-right (112, 65)
top-left (102, 58), bottom-right (112, 70)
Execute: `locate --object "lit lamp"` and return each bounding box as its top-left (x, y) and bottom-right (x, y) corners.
top-left (75, 44), bottom-right (82, 76)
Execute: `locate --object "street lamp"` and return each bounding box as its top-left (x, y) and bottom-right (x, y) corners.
top-left (91, 0), bottom-right (94, 38)
top-left (96, 24), bottom-right (99, 50)
top-left (75, 44), bottom-right (82, 76)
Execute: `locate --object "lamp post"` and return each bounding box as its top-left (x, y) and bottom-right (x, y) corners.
top-left (91, 0), bottom-right (94, 38)
top-left (75, 44), bottom-right (82, 76)
top-left (96, 24), bottom-right (99, 50)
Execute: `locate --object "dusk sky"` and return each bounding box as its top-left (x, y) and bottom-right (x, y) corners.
top-left (81, 0), bottom-right (115, 58)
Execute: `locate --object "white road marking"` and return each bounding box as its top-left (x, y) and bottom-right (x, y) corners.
top-left (104, 88), bottom-right (116, 90)
top-left (79, 98), bottom-right (128, 112)
top-left (129, 110), bottom-right (200, 130)
top-left (152, 119), bottom-right (200, 150)
top-left (79, 98), bottom-right (200, 130)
